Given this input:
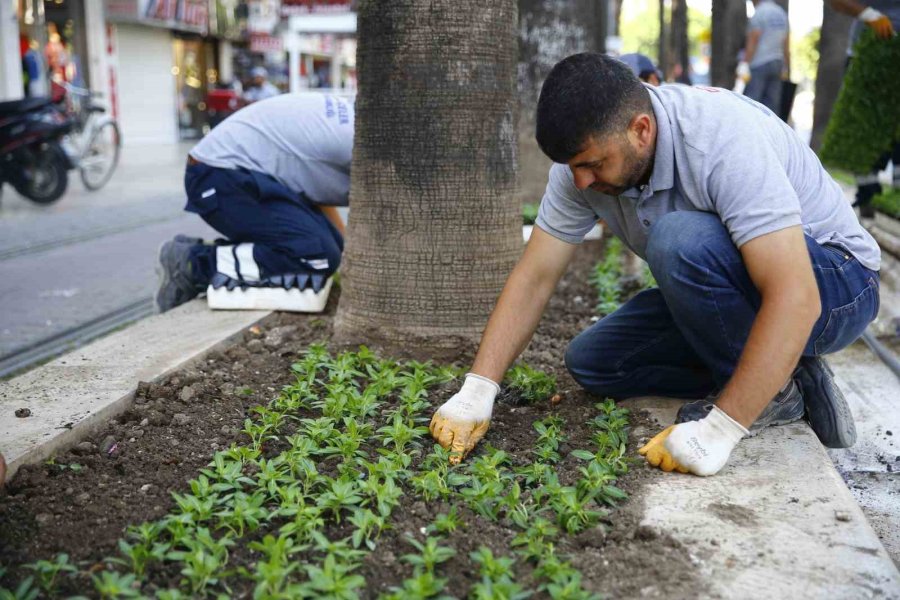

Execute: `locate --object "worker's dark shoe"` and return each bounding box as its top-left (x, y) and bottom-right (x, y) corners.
top-left (155, 238), bottom-right (209, 313)
top-left (675, 378), bottom-right (804, 437)
top-left (796, 356), bottom-right (856, 448)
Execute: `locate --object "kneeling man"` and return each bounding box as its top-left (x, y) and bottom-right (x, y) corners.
top-left (156, 93), bottom-right (352, 312)
top-left (430, 53), bottom-right (880, 476)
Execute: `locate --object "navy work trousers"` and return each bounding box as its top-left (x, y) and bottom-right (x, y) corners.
top-left (183, 163), bottom-right (343, 280)
top-left (565, 212), bottom-right (880, 399)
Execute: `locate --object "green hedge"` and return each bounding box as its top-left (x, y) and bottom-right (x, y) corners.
top-left (873, 187), bottom-right (900, 219)
top-left (819, 29), bottom-right (900, 174)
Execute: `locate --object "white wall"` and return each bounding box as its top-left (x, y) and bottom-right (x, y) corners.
top-left (115, 24), bottom-right (177, 145)
top-left (0, 0), bottom-right (23, 101)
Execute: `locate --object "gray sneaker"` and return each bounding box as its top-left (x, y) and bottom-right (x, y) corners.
top-left (676, 378), bottom-right (804, 437)
top-left (796, 356), bottom-right (856, 448)
top-left (155, 238), bottom-right (207, 313)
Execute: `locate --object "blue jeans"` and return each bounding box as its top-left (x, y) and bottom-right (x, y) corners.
top-left (183, 163), bottom-right (343, 281)
top-left (744, 59), bottom-right (783, 114)
top-left (566, 212), bottom-right (880, 399)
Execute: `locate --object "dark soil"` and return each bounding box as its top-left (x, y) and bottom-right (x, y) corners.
top-left (0, 240), bottom-right (704, 598)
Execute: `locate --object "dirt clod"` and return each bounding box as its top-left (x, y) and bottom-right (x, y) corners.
top-left (14, 408), bottom-right (31, 418)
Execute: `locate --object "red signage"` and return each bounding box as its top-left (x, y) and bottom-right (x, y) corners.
top-left (250, 33), bottom-right (284, 53)
top-left (281, 0), bottom-right (352, 15)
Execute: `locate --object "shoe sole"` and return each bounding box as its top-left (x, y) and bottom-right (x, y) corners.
top-left (798, 357), bottom-right (856, 448)
top-left (154, 241), bottom-right (172, 313)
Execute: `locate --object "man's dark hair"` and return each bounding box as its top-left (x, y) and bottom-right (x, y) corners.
top-left (536, 53), bottom-right (653, 163)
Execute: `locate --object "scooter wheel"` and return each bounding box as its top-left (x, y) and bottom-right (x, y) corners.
top-left (14, 143), bottom-right (69, 204)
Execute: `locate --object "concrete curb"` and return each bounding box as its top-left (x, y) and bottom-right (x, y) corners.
top-left (624, 397), bottom-right (900, 598)
top-left (0, 301), bottom-right (270, 481)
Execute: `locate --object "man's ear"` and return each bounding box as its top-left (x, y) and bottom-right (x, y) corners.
top-left (629, 113), bottom-right (654, 149)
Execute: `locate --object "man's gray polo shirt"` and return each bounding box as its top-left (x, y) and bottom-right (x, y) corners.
top-left (747, 0), bottom-right (788, 68)
top-left (535, 84), bottom-right (881, 272)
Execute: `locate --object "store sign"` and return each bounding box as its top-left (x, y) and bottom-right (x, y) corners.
top-left (250, 33), bottom-right (284, 53)
top-left (104, 0), bottom-right (210, 33)
top-left (281, 0), bottom-right (353, 16)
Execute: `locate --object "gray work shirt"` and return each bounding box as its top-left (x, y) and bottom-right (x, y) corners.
top-left (535, 84), bottom-right (881, 272)
top-left (747, 0), bottom-right (789, 68)
top-left (191, 93), bottom-right (354, 206)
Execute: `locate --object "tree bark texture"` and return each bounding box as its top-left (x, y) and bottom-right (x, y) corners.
top-left (669, 0), bottom-right (690, 82)
top-left (658, 0), bottom-right (668, 81)
top-left (711, 0), bottom-right (747, 89)
top-left (517, 0), bottom-right (606, 203)
top-left (811, 4), bottom-right (852, 152)
top-left (334, 0), bottom-right (521, 353)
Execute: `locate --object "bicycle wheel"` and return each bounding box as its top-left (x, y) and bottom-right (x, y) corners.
top-left (80, 120), bottom-right (121, 191)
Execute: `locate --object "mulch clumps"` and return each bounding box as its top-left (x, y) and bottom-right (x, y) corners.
top-left (0, 240), bottom-right (703, 598)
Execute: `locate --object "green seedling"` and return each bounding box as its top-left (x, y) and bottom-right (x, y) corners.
top-left (300, 416), bottom-right (339, 446)
top-left (300, 554), bottom-right (365, 600)
top-left (249, 533), bottom-right (304, 599)
top-left (533, 416), bottom-right (566, 464)
top-left (545, 572), bottom-right (601, 600)
top-left (215, 490), bottom-right (268, 537)
top-left (410, 469), bottom-right (451, 501)
top-left (522, 202), bottom-right (539, 225)
top-left (427, 507), bottom-right (463, 536)
top-left (504, 364), bottom-right (557, 403)
top-left (201, 452), bottom-right (255, 496)
top-left (348, 508), bottom-right (388, 550)
top-left (377, 414), bottom-right (428, 453)
top-left (401, 536), bottom-right (456, 574)
top-left (278, 504), bottom-right (325, 543)
top-left (458, 478), bottom-right (505, 521)
top-left (170, 490), bottom-right (216, 524)
top-left (381, 570), bottom-right (449, 600)
top-left (359, 475), bottom-right (403, 518)
top-left (112, 523), bottom-right (170, 578)
top-left (165, 527), bottom-right (233, 594)
top-left (549, 487), bottom-right (606, 534)
top-left (309, 532), bottom-right (366, 564)
top-left (511, 517), bottom-right (559, 563)
top-left (317, 478), bottom-right (363, 522)
top-left (91, 571), bottom-right (141, 599)
top-left (470, 547), bottom-right (516, 580)
top-left (24, 553), bottom-right (78, 595)
top-left (591, 237), bottom-right (624, 315)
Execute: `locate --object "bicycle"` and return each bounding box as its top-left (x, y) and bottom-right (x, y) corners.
top-left (58, 82), bottom-right (121, 191)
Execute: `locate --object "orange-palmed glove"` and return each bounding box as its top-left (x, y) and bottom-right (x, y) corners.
top-left (860, 7), bottom-right (896, 39)
top-left (430, 373), bottom-right (499, 464)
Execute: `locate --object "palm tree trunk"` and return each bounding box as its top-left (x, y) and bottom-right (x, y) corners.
top-left (811, 3), bottom-right (852, 152)
top-left (334, 0), bottom-right (521, 354)
top-left (670, 0), bottom-right (690, 82)
top-left (517, 0), bottom-right (607, 204)
top-left (711, 0), bottom-right (747, 89)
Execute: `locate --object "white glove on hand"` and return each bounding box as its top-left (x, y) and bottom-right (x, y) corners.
top-left (664, 406), bottom-right (749, 476)
top-left (736, 61), bottom-right (751, 82)
top-left (429, 373), bottom-right (499, 463)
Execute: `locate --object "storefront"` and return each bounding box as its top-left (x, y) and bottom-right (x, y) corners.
top-left (105, 0), bottom-right (249, 143)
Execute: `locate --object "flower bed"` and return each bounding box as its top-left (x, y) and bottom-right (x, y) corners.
top-left (0, 241), bottom-right (701, 599)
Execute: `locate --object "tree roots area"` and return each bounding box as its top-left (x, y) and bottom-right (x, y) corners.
top-left (0, 240), bottom-right (705, 599)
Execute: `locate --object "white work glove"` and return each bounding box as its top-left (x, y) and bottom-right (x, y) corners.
top-left (663, 406), bottom-right (749, 476)
top-left (858, 7), bottom-right (895, 38)
top-left (736, 61), bottom-right (751, 83)
top-left (429, 373), bottom-right (499, 464)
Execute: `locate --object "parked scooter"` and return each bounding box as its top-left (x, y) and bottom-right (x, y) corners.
top-left (0, 96), bottom-right (75, 204)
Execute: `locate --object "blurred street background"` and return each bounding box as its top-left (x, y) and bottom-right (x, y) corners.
top-left (0, 0), bottom-right (896, 376)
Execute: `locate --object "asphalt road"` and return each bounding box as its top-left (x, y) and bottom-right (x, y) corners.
top-left (0, 142), bottom-right (217, 358)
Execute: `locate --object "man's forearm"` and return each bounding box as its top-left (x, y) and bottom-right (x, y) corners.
top-left (830, 0), bottom-right (867, 18)
top-left (716, 294), bottom-right (820, 427)
top-left (471, 262), bottom-right (559, 383)
top-left (744, 34), bottom-right (759, 65)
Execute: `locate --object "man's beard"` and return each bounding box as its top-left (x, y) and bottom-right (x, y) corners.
top-left (591, 140), bottom-right (654, 196)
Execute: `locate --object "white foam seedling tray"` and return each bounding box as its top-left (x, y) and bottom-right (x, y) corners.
top-left (207, 277), bottom-right (333, 313)
top-left (522, 223), bottom-right (603, 242)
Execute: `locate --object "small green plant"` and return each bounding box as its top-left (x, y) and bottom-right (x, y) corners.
top-left (522, 203), bottom-right (540, 225)
top-left (427, 507), bottom-right (464, 536)
top-left (401, 536), bottom-right (456, 574)
top-left (504, 363), bottom-right (557, 403)
top-left (24, 553), bottom-right (78, 595)
top-left (591, 237), bottom-right (624, 315)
